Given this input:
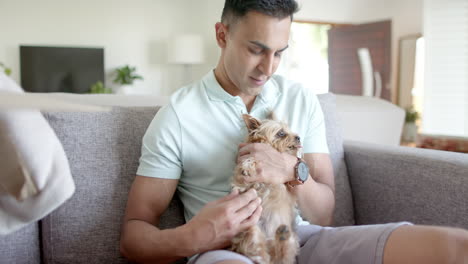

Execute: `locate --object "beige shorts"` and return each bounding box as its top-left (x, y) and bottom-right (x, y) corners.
top-left (188, 222), bottom-right (412, 264)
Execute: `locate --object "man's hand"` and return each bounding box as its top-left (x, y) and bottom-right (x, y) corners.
top-left (237, 143), bottom-right (297, 184)
top-left (184, 188), bottom-right (262, 252)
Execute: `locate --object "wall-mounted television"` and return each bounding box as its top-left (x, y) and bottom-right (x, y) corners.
top-left (20, 46), bottom-right (104, 93)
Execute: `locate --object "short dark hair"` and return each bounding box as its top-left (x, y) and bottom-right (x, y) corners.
top-left (221, 0), bottom-right (299, 26)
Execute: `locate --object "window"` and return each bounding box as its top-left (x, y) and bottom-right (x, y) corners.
top-left (277, 22), bottom-right (331, 94)
top-left (423, 0), bottom-right (468, 137)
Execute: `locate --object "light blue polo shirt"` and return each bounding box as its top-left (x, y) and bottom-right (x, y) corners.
top-left (137, 70), bottom-right (329, 224)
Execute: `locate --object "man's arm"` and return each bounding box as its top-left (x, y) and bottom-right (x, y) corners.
top-left (120, 175), bottom-right (263, 264)
top-left (290, 153), bottom-right (335, 226)
top-left (120, 176), bottom-right (190, 264)
top-left (237, 144), bottom-right (335, 226)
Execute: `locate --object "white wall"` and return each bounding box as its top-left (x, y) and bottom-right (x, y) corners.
top-left (0, 0), bottom-right (423, 97)
top-left (181, 0), bottom-right (224, 83)
top-left (296, 0), bottom-right (389, 23)
top-left (0, 0), bottom-right (192, 95)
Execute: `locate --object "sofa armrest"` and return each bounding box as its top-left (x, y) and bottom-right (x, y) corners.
top-left (344, 141), bottom-right (468, 229)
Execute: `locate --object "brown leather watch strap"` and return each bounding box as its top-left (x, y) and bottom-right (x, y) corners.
top-left (287, 157), bottom-right (306, 187)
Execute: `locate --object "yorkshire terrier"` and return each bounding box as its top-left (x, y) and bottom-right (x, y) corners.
top-left (230, 114), bottom-right (301, 264)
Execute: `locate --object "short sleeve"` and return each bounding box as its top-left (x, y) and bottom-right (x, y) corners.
top-left (302, 92), bottom-right (329, 154)
top-left (136, 104), bottom-right (182, 179)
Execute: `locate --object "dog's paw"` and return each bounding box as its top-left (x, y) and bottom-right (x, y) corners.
top-left (276, 224), bottom-right (290, 241)
top-left (241, 158), bottom-right (256, 177)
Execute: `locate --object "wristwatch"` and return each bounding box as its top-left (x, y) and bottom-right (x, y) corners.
top-left (287, 157), bottom-right (309, 187)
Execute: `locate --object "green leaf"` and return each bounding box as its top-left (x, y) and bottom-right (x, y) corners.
top-left (112, 64), bottom-right (144, 85)
top-left (0, 62), bottom-right (12, 76)
top-left (89, 80), bottom-right (112, 94)
top-left (405, 107), bottom-right (420, 123)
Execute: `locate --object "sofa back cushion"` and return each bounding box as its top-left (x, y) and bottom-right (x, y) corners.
top-left (40, 93), bottom-right (354, 264)
top-left (317, 93), bottom-right (355, 226)
top-left (42, 108), bottom-right (184, 264)
top-left (0, 223), bottom-right (41, 264)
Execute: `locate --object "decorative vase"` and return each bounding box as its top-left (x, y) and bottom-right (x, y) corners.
top-left (115, 85), bottom-right (132, 94)
top-left (402, 122), bottom-right (418, 143)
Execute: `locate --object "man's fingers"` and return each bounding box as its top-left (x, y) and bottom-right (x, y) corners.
top-left (238, 143), bottom-right (248, 149)
top-left (237, 155), bottom-right (249, 164)
top-left (240, 204), bottom-right (263, 229)
top-left (217, 188), bottom-right (239, 203)
top-left (237, 144), bottom-right (252, 164)
top-left (236, 196), bottom-right (261, 220)
top-left (238, 143), bottom-right (264, 156)
top-left (226, 188), bottom-right (240, 200)
top-left (238, 145), bottom-right (251, 157)
top-left (238, 143), bottom-right (275, 161)
top-left (229, 188), bottom-right (258, 211)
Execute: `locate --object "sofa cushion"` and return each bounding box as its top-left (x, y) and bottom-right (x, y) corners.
top-left (345, 141), bottom-right (468, 228)
top-left (318, 93), bottom-right (355, 226)
top-left (0, 223), bottom-right (41, 264)
top-left (42, 107), bottom-right (185, 264)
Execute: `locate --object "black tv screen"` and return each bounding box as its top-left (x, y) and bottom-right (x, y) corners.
top-left (20, 46), bottom-right (104, 93)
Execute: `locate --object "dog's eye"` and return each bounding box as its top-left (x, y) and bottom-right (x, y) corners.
top-left (276, 130), bottom-right (286, 138)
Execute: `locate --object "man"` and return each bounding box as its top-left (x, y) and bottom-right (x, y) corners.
top-left (120, 1), bottom-right (468, 263)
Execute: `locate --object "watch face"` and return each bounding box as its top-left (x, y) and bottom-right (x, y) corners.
top-left (298, 161), bottom-right (309, 182)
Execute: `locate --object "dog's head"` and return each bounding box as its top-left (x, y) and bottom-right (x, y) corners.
top-left (242, 114), bottom-right (301, 156)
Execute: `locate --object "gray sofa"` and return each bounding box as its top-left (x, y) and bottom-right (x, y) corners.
top-left (1, 93), bottom-right (467, 264)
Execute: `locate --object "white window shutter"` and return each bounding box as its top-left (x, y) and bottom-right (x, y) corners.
top-left (423, 0), bottom-right (468, 137)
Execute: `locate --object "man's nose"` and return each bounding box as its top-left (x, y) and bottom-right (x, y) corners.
top-left (259, 54), bottom-right (275, 76)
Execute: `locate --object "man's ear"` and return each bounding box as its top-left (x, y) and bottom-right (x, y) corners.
top-left (242, 114), bottom-right (262, 132)
top-left (215, 22), bottom-right (228, 48)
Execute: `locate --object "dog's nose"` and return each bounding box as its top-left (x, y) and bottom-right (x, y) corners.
top-left (295, 136), bottom-right (301, 142)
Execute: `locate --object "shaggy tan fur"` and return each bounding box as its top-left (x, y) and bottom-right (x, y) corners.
top-left (230, 114), bottom-right (301, 264)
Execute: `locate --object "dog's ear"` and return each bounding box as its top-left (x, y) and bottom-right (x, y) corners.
top-left (242, 114), bottom-right (261, 132)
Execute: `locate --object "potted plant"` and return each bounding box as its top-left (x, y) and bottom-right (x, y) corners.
top-left (112, 65), bottom-right (143, 94)
top-left (0, 62), bottom-right (12, 76)
top-left (402, 107), bottom-right (420, 143)
top-left (89, 81), bottom-right (112, 94)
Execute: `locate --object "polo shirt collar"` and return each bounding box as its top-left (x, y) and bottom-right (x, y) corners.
top-left (203, 70), bottom-right (280, 104)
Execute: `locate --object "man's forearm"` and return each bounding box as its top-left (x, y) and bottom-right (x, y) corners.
top-left (291, 179), bottom-right (335, 226)
top-left (120, 219), bottom-right (196, 264)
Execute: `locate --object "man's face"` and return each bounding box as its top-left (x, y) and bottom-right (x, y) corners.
top-left (219, 11), bottom-right (291, 97)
